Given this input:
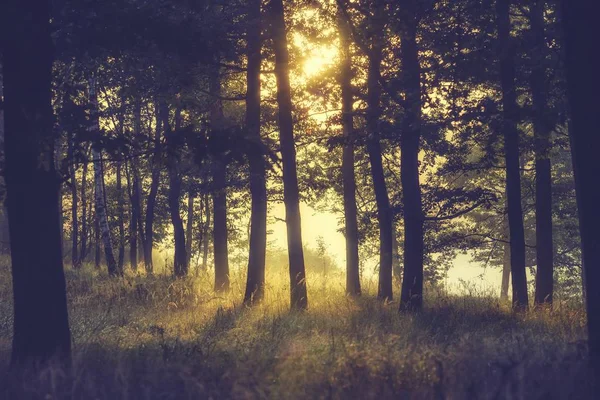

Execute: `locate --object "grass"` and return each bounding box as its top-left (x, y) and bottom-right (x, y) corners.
top-left (0, 259), bottom-right (594, 399)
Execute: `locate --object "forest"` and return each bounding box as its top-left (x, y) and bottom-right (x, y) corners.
top-left (0, 0), bottom-right (599, 398)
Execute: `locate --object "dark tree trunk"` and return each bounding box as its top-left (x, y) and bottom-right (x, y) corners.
top-left (531, 0), bottom-right (554, 306)
top-left (68, 131), bottom-right (79, 269)
top-left (501, 230), bottom-right (511, 300)
top-left (399, 1), bottom-right (425, 312)
top-left (339, 11), bottom-right (361, 297)
top-left (125, 161), bottom-right (137, 271)
top-left (186, 191), bottom-right (194, 267)
top-left (496, 0), bottom-right (529, 310)
top-left (94, 208), bottom-right (101, 269)
top-left (2, 0), bottom-right (71, 366)
top-left (365, 6), bottom-right (393, 301)
top-left (202, 193), bottom-right (210, 272)
top-left (89, 76), bottom-right (119, 276)
top-left (561, 0), bottom-right (600, 374)
top-left (116, 161), bottom-right (125, 274)
top-left (163, 102), bottom-right (188, 277)
top-left (210, 69), bottom-right (230, 291)
top-left (144, 103), bottom-right (162, 274)
top-left (80, 151), bottom-right (89, 262)
top-left (271, 0), bottom-right (308, 309)
top-left (244, 0), bottom-right (268, 305)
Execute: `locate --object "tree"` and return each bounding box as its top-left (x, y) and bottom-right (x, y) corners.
top-left (339, 11), bottom-right (361, 297)
top-left (270, 0), bottom-right (308, 310)
top-left (1, 0), bottom-right (71, 366)
top-left (398, 0), bottom-right (425, 311)
top-left (496, 0), bottom-right (528, 310)
top-left (89, 75), bottom-right (120, 277)
top-left (244, 0), bottom-right (268, 304)
top-left (561, 0), bottom-right (600, 374)
top-left (530, 0), bottom-right (554, 306)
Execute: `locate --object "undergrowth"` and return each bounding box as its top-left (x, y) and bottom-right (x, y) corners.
top-left (0, 260), bottom-right (593, 399)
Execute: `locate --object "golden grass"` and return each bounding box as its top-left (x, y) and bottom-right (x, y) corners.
top-left (0, 260), bottom-right (594, 399)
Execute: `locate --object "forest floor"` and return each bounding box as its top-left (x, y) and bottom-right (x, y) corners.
top-left (0, 260), bottom-right (594, 399)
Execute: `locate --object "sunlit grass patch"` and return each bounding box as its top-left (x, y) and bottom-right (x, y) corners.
top-left (0, 261), bottom-right (593, 399)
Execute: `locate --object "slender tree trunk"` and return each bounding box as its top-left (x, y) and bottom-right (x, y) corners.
top-left (562, 0), bottom-right (600, 374)
top-left (163, 102), bottom-right (188, 277)
top-left (365, 5), bottom-right (393, 301)
top-left (186, 191), bottom-right (194, 266)
top-left (116, 161), bottom-right (125, 274)
top-left (125, 161), bottom-right (137, 271)
top-left (68, 131), bottom-right (80, 269)
top-left (80, 151), bottom-right (89, 262)
top-left (2, 0), bottom-right (71, 365)
top-left (392, 222), bottom-right (402, 281)
top-left (202, 193), bottom-right (210, 271)
top-left (144, 103), bottom-right (162, 274)
top-left (271, 0), bottom-right (308, 309)
top-left (89, 76), bottom-right (119, 276)
top-left (496, 0), bottom-right (528, 310)
top-left (399, 1), bottom-right (425, 311)
top-left (531, 0), bottom-right (554, 306)
top-left (339, 11), bottom-right (361, 297)
top-left (501, 240), bottom-right (511, 299)
top-left (244, 0), bottom-right (268, 304)
top-left (210, 68), bottom-right (230, 291)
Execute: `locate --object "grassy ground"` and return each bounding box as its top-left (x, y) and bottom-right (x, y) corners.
top-left (0, 260), bottom-right (594, 399)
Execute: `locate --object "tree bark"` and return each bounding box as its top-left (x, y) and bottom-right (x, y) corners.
top-left (365, 2), bottom-right (393, 301)
top-left (531, 0), bottom-right (554, 306)
top-left (89, 76), bottom-right (119, 277)
top-left (271, 0), bottom-right (308, 310)
top-left (144, 103), bottom-right (162, 274)
top-left (399, 0), bottom-right (425, 312)
top-left (561, 0), bottom-right (600, 374)
top-left (68, 130), bottom-right (79, 269)
top-left (80, 149), bottom-right (89, 263)
top-left (339, 11), bottom-right (361, 297)
top-left (2, 0), bottom-right (71, 366)
top-left (244, 0), bottom-right (268, 305)
top-left (186, 191), bottom-right (194, 266)
top-left (116, 161), bottom-right (125, 274)
top-left (209, 66), bottom-right (230, 291)
top-left (163, 102), bottom-right (188, 277)
top-left (496, 0), bottom-right (529, 310)
top-left (202, 193), bottom-right (210, 272)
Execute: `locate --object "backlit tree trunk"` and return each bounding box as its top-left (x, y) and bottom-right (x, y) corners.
top-left (210, 67), bottom-right (230, 291)
top-left (496, 0), bottom-right (529, 310)
top-left (244, 0), bottom-right (268, 304)
top-left (271, 0), bottom-right (308, 309)
top-left (89, 76), bottom-right (119, 276)
top-left (163, 102), bottom-right (188, 277)
top-left (2, 0), bottom-right (71, 366)
top-left (80, 150), bottom-right (89, 262)
top-left (202, 193), bottom-right (211, 272)
top-left (531, 0), bottom-right (554, 306)
top-left (68, 130), bottom-right (79, 269)
top-left (366, 3), bottom-right (393, 301)
top-left (144, 103), bottom-right (162, 274)
top-left (399, 0), bottom-right (425, 311)
top-left (186, 191), bottom-right (194, 266)
top-left (339, 11), bottom-right (361, 297)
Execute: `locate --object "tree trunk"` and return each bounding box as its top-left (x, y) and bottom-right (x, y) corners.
top-left (116, 161), bottom-right (125, 274)
top-left (144, 103), bottom-right (162, 274)
top-left (365, 4), bottom-right (393, 301)
top-left (399, 1), bottom-right (425, 312)
top-left (339, 11), bottom-right (361, 297)
top-left (186, 191), bottom-right (194, 266)
top-left (202, 193), bottom-right (210, 272)
top-left (496, 0), bottom-right (528, 310)
top-left (2, 0), bottom-right (71, 366)
top-left (80, 150), bottom-right (89, 263)
top-left (68, 131), bottom-right (79, 269)
top-left (163, 102), bottom-right (188, 277)
top-left (125, 161), bottom-right (137, 271)
top-left (89, 76), bottom-right (119, 276)
top-left (531, 0), bottom-right (554, 306)
top-left (561, 0), bottom-right (600, 374)
top-left (271, 0), bottom-right (308, 310)
top-left (501, 239), bottom-right (511, 300)
top-left (244, 0), bottom-right (268, 305)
